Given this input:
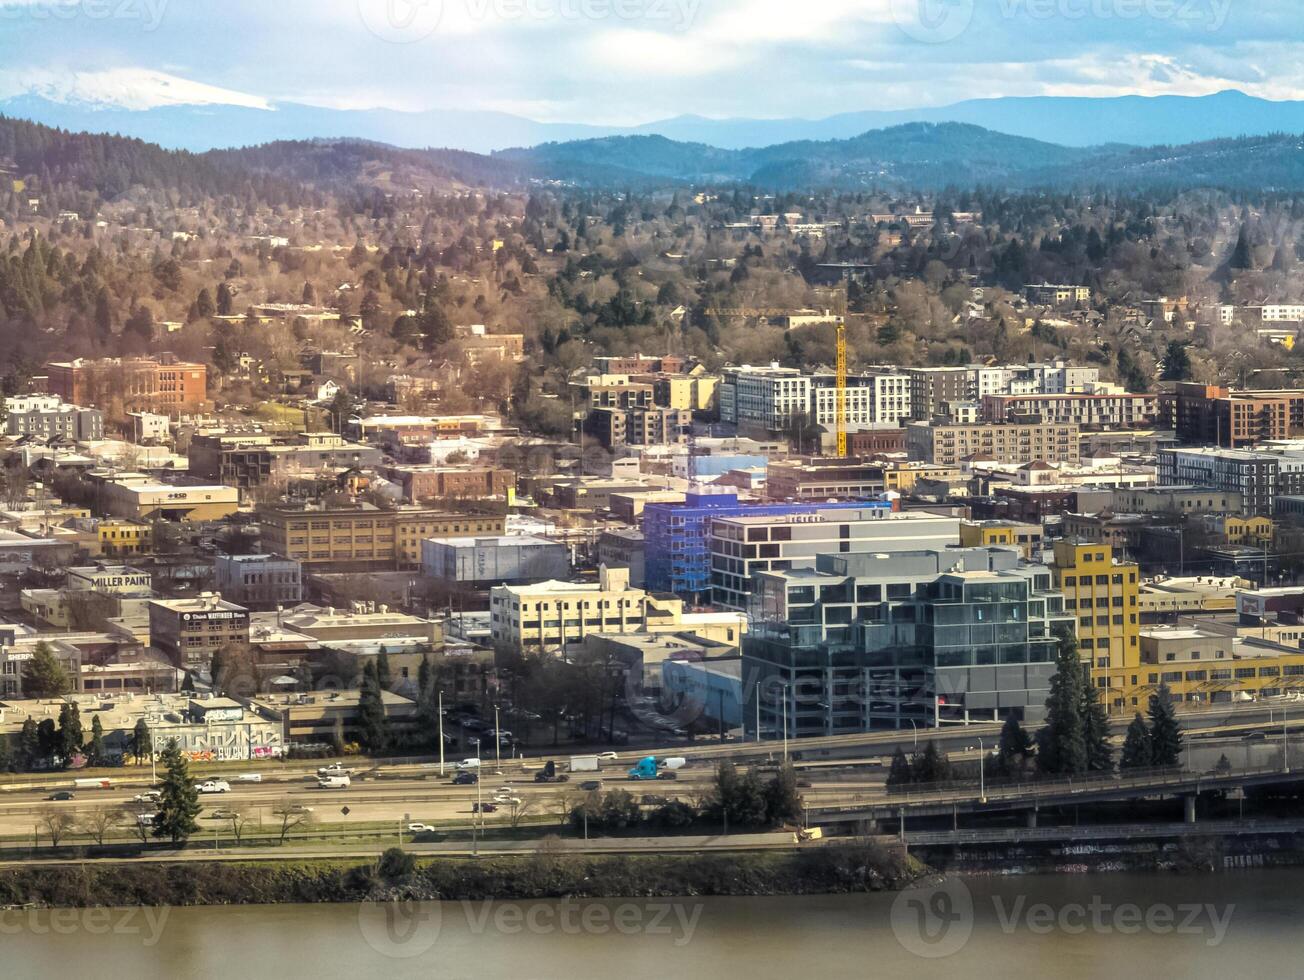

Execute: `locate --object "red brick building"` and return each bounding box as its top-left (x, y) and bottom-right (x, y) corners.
top-left (381, 465), bottom-right (515, 502)
top-left (46, 355), bottom-right (208, 411)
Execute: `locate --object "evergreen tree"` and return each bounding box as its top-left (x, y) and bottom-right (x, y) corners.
top-left (36, 718), bottom-right (58, 766)
top-left (1081, 676), bottom-right (1114, 772)
top-left (376, 651), bottom-right (392, 692)
top-left (18, 717), bottom-right (39, 771)
top-left (1229, 225), bottom-right (1254, 270)
top-left (886, 746), bottom-right (914, 788)
top-left (88, 714), bottom-right (105, 767)
top-left (1038, 637), bottom-right (1088, 775)
top-left (216, 281), bottom-right (234, 316)
top-left (1160, 340), bottom-right (1193, 382)
top-left (1120, 712), bottom-right (1154, 770)
top-left (762, 764), bottom-right (802, 825)
top-left (1147, 683), bottom-right (1183, 768)
top-left (911, 740), bottom-right (951, 785)
top-left (57, 701), bottom-right (83, 765)
top-left (132, 718), bottom-right (152, 766)
top-left (22, 640), bottom-right (70, 698)
top-left (0, 735), bottom-right (11, 773)
top-left (358, 661), bottom-right (389, 753)
top-left (996, 714), bottom-right (1034, 776)
top-left (154, 739), bottom-right (201, 844)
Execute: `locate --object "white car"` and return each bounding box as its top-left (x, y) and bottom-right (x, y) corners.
top-left (597, 752), bottom-right (619, 761)
top-left (407, 822), bottom-right (435, 833)
top-left (136, 812), bottom-right (158, 826)
top-left (456, 758), bottom-right (482, 770)
top-left (132, 790), bottom-right (161, 803)
top-left (236, 773), bottom-right (263, 783)
top-left (195, 780), bottom-right (231, 794)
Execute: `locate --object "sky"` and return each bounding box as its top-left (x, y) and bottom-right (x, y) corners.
top-left (0, 0), bottom-right (1303, 122)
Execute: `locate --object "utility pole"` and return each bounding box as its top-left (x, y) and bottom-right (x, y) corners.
top-left (438, 689), bottom-right (445, 777)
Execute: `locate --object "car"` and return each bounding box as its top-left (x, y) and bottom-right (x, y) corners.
top-left (407, 822), bottom-right (435, 834)
top-left (209, 808), bottom-right (239, 820)
top-left (317, 764), bottom-right (348, 777)
top-left (136, 812), bottom-right (158, 827)
top-left (579, 780), bottom-right (602, 792)
top-left (132, 790), bottom-right (161, 803)
top-left (597, 752), bottom-right (619, 761)
top-left (452, 771), bottom-right (478, 785)
top-left (46, 791), bottom-right (74, 801)
top-left (195, 780), bottom-right (231, 794)
top-left (286, 804), bottom-right (314, 814)
top-left (1244, 731), bottom-right (1268, 741)
top-left (456, 758), bottom-right (482, 770)
top-left (472, 802), bottom-right (497, 813)
top-left (236, 773), bottom-right (263, 783)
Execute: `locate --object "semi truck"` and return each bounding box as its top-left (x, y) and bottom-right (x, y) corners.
top-left (627, 756), bottom-right (678, 781)
top-left (568, 755), bottom-right (601, 773)
top-left (534, 761), bottom-right (570, 783)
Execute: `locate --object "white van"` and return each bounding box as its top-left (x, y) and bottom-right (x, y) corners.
top-left (317, 774), bottom-right (351, 789)
top-left (456, 758), bottom-right (482, 770)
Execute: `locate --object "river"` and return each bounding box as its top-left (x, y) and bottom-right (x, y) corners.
top-left (2, 870), bottom-right (1299, 979)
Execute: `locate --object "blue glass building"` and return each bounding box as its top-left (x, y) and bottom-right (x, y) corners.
top-left (643, 491), bottom-right (885, 601)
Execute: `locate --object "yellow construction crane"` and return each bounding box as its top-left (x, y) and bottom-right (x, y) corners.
top-left (836, 317), bottom-right (848, 459)
top-left (706, 307), bottom-right (850, 458)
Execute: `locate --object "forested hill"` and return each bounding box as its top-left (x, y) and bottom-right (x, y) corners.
top-left (207, 140), bottom-right (527, 193)
top-left (0, 114), bottom-right (308, 205)
top-left (10, 112), bottom-right (1304, 207)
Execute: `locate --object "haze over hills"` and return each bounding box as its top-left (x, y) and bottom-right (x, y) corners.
top-left (10, 89), bottom-right (1304, 155)
top-left (11, 111), bottom-right (1304, 199)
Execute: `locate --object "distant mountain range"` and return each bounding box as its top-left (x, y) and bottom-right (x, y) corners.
top-left (12, 111), bottom-right (1304, 199)
top-left (11, 89), bottom-right (1304, 154)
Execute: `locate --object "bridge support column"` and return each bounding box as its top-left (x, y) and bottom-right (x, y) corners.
top-left (898, 807), bottom-right (906, 842)
top-left (953, 805), bottom-right (958, 831)
top-left (1027, 809), bottom-right (1038, 829)
top-left (1184, 795), bottom-right (1197, 824)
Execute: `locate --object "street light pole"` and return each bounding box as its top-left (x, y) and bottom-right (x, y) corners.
top-left (438, 689), bottom-right (445, 777)
top-left (1285, 708), bottom-right (1291, 774)
top-left (494, 704), bottom-right (502, 774)
top-left (909, 719), bottom-right (918, 750)
top-left (978, 737), bottom-right (986, 803)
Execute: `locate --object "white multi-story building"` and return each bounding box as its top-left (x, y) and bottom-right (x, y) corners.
top-left (719, 365), bottom-right (811, 432)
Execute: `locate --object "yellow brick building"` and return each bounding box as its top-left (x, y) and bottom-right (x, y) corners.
top-left (960, 520), bottom-right (1045, 560)
top-left (98, 519), bottom-right (154, 557)
top-left (1052, 541), bottom-right (1141, 710)
top-left (259, 504), bottom-right (505, 569)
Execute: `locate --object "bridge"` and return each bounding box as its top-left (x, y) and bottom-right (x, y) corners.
top-left (806, 762), bottom-right (1304, 828)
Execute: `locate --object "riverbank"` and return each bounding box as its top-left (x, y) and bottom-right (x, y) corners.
top-left (0, 841), bottom-right (923, 908)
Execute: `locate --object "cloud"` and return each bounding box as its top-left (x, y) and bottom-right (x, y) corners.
top-left (5, 0), bottom-right (1304, 124)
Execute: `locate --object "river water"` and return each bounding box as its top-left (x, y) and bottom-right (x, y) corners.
top-left (2, 870), bottom-right (1299, 979)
